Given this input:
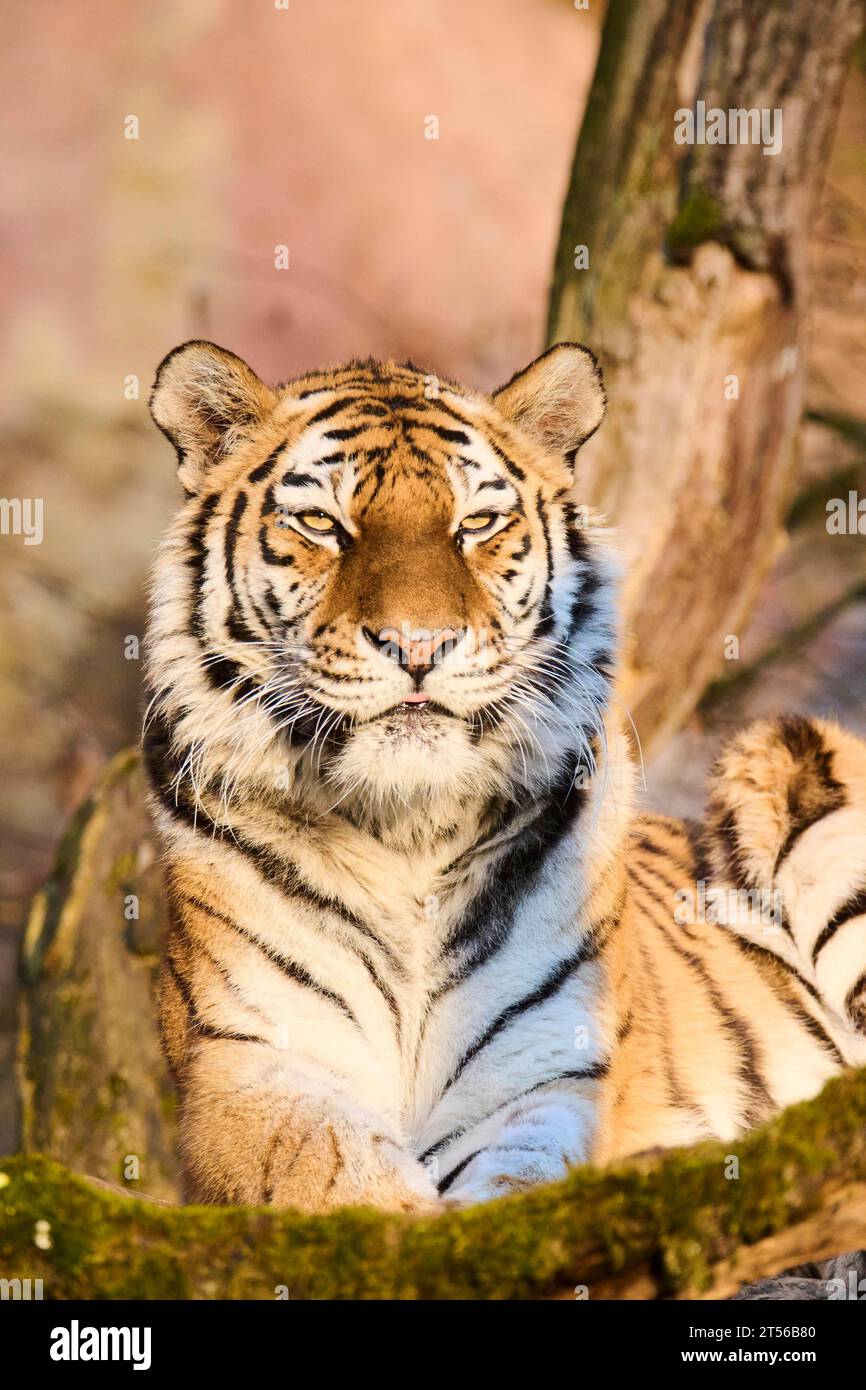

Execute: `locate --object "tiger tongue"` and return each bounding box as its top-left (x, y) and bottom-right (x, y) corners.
top-left (401, 692), bottom-right (430, 705)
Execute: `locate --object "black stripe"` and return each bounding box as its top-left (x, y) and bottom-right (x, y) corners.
top-left (487, 438), bottom-right (526, 483)
top-left (440, 937), bottom-right (601, 1097)
top-left (563, 505), bottom-right (591, 564)
top-left (631, 846), bottom-right (687, 894)
top-left (636, 831), bottom-right (693, 876)
top-left (629, 860), bottom-right (699, 941)
top-left (519, 1062), bottom-right (609, 1097)
top-left (845, 970), bottom-right (866, 1029)
top-left (248, 591), bottom-right (276, 636)
top-left (224, 491), bottom-right (259, 644)
top-left (811, 886), bottom-right (866, 963)
top-left (688, 818), bottom-right (795, 938)
top-left (166, 954), bottom-right (196, 1014)
top-left (258, 522), bottom-right (296, 566)
top-left (631, 853), bottom-right (720, 943)
top-left (410, 421), bottom-right (470, 446)
top-left (437, 1151), bottom-right (479, 1194)
top-left (714, 808), bottom-right (755, 893)
top-left (187, 488), bottom-right (261, 663)
top-left (632, 934), bottom-right (705, 1121)
top-left (352, 951), bottom-right (402, 1037)
top-left (248, 441), bottom-right (288, 484)
top-left (724, 931), bottom-right (822, 1005)
top-left (305, 396), bottom-right (359, 426)
top-left (186, 794), bottom-right (353, 926)
top-left (443, 751), bottom-right (590, 976)
top-left (183, 894), bottom-right (360, 1029)
top-left (279, 472), bottom-right (323, 489)
top-left (196, 1023), bottom-right (267, 1044)
top-left (567, 567), bottom-right (602, 637)
top-left (186, 491), bottom-right (221, 640)
top-left (199, 652), bottom-right (259, 700)
top-left (174, 913), bottom-right (270, 1019)
top-left (324, 425), bottom-right (367, 441)
top-left (165, 955), bottom-right (266, 1046)
top-left (377, 392), bottom-right (424, 410)
top-left (533, 492), bottom-right (554, 636)
top-left (632, 864), bottom-right (773, 1127)
top-left (785, 998), bottom-right (846, 1065)
top-left (774, 716), bottom-right (846, 870)
top-left (424, 397), bottom-right (477, 431)
top-left (615, 1011), bottom-right (633, 1045)
top-left (419, 1063), bottom-right (608, 1167)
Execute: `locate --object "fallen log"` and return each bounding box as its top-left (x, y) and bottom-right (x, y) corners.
top-left (1, 1069), bottom-right (865, 1299)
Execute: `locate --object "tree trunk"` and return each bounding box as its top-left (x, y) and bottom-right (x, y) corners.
top-left (17, 751), bottom-right (178, 1202)
top-left (548, 0), bottom-right (864, 750)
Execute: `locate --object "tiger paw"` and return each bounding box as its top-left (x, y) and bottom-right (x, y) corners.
top-left (263, 1113), bottom-right (441, 1215)
top-left (441, 1143), bottom-right (571, 1208)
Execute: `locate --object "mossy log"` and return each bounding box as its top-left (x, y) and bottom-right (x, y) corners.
top-left (2, 1070), bottom-right (866, 1299)
top-left (547, 0), bottom-right (864, 750)
top-left (18, 750), bottom-right (179, 1202)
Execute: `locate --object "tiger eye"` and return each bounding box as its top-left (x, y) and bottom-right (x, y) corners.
top-left (300, 512), bottom-right (336, 532)
top-left (461, 513), bottom-right (495, 531)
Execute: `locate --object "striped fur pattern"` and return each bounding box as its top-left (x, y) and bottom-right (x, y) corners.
top-left (143, 340), bottom-right (866, 1211)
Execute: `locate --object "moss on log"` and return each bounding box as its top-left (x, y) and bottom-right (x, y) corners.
top-left (2, 1069), bottom-right (866, 1300)
top-left (18, 749), bottom-right (179, 1202)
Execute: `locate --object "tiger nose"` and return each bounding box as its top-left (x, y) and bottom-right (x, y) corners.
top-left (362, 626), bottom-right (464, 683)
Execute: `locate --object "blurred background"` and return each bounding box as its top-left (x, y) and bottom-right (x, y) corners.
top-left (1, 0), bottom-right (865, 1161)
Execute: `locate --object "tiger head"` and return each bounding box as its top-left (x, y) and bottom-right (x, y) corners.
top-left (145, 342), bottom-right (618, 825)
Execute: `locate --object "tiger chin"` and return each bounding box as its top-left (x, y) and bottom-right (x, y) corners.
top-left (143, 339), bottom-right (866, 1214)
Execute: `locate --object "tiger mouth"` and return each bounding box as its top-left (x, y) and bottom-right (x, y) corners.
top-left (389, 698), bottom-right (456, 719)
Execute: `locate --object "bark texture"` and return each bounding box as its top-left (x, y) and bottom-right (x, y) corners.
top-left (17, 751), bottom-right (178, 1203)
top-left (548, 0), bottom-right (864, 749)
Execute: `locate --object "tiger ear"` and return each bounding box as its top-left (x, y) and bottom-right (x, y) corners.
top-left (149, 341), bottom-right (277, 495)
top-left (492, 343), bottom-right (605, 467)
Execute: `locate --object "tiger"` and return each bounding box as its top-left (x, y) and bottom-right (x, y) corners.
top-left (143, 338), bottom-right (866, 1212)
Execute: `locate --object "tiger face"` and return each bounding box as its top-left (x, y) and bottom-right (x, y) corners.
top-left (146, 342), bottom-right (615, 818)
